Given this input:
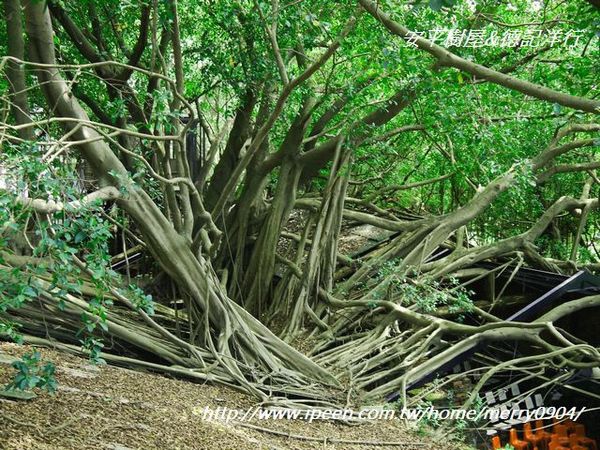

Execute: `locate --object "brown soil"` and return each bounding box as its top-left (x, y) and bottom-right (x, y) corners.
top-left (0, 343), bottom-right (448, 450)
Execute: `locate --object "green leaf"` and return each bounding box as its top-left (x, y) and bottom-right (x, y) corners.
top-left (74, 231), bottom-right (87, 244)
top-left (22, 286), bottom-right (38, 298)
top-left (553, 103), bottom-right (562, 115)
top-left (429, 0), bottom-right (443, 11)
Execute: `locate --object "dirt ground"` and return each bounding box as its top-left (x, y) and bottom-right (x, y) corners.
top-left (0, 343), bottom-right (449, 450)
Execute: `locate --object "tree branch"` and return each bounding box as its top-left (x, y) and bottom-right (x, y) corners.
top-left (13, 186), bottom-right (121, 214)
top-left (359, 0), bottom-right (600, 114)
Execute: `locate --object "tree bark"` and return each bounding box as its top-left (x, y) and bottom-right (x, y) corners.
top-left (4, 0), bottom-right (34, 140)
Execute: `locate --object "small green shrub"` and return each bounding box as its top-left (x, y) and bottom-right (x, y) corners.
top-left (7, 350), bottom-right (57, 393)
